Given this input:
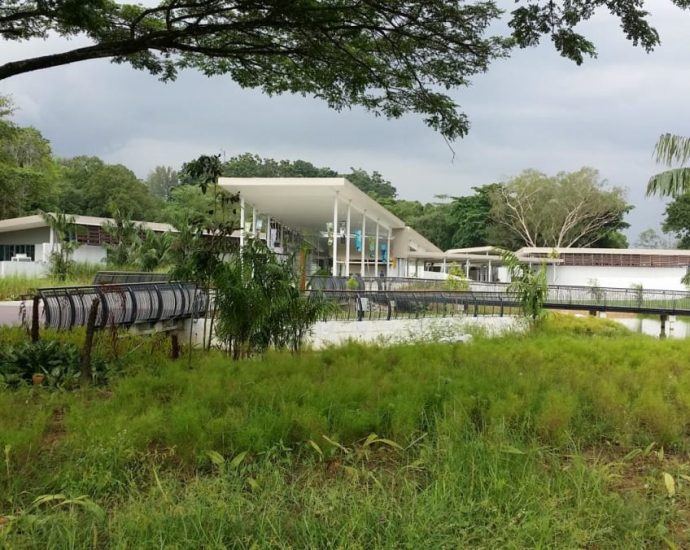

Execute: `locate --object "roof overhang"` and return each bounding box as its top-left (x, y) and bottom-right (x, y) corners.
top-left (219, 177), bottom-right (406, 233)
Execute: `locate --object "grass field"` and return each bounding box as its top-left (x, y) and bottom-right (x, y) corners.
top-left (2, 315), bottom-right (690, 547)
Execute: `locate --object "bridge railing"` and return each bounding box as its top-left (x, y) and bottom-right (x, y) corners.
top-left (38, 282), bottom-right (206, 330)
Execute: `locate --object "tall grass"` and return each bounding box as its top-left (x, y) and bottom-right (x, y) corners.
top-left (0, 262), bottom-right (102, 300)
top-left (1, 316), bottom-right (690, 547)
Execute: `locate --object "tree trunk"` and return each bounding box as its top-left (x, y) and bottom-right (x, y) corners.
top-left (80, 298), bottom-right (100, 387)
top-left (170, 333), bottom-right (180, 360)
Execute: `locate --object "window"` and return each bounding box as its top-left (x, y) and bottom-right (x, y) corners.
top-left (0, 244), bottom-right (36, 261)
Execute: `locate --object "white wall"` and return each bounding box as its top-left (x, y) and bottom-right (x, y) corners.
top-left (0, 261), bottom-right (48, 278)
top-left (547, 265), bottom-right (688, 291)
top-left (72, 245), bottom-right (107, 264)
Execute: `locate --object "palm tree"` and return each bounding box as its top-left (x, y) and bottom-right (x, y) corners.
top-left (647, 133), bottom-right (690, 197)
top-left (41, 211), bottom-right (79, 280)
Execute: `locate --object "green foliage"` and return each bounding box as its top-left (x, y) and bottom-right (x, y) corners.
top-left (5, 324), bottom-right (690, 546)
top-left (445, 264), bottom-right (470, 291)
top-left (222, 153), bottom-right (337, 179)
top-left (58, 156), bottom-right (163, 220)
top-left (501, 249), bottom-right (548, 320)
top-left (214, 240), bottom-right (331, 357)
top-left (648, 133), bottom-right (690, 198)
top-left (662, 193), bottom-right (690, 249)
top-left (145, 165), bottom-right (178, 199)
top-left (490, 168), bottom-right (630, 248)
top-left (0, 340), bottom-right (80, 389)
top-left (345, 168), bottom-right (397, 200)
top-left (41, 211), bottom-right (79, 281)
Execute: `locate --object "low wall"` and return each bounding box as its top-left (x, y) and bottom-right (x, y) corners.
top-left (306, 316), bottom-right (525, 349)
top-left (0, 261), bottom-right (48, 278)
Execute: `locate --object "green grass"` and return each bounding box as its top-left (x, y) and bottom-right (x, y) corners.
top-left (0, 263), bottom-right (102, 300)
top-left (2, 316), bottom-right (690, 547)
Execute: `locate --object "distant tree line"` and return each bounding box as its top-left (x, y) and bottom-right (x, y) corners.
top-left (11, 94), bottom-right (690, 251)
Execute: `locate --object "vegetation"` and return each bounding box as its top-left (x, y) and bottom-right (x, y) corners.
top-left (490, 168), bottom-right (630, 249)
top-left (647, 133), bottom-right (690, 197)
top-left (3, 317), bottom-right (690, 547)
top-left (502, 250), bottom-right (548, 320)
top-left (41, 211), bottom-right (79, 281)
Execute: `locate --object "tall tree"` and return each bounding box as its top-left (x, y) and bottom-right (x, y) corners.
top-left (0, 96), bottom-right (60, 219)
top-left (490, 168), bottom-right (630, 249)
top-left (346, 169), bottom-right (397, 200)
top-left (146, 165), bottom-right (178, 199)
top-left (647, 133), bottom-right (690, 197)
top-left (59, 156), bottom-right (163, 220)
top-left (2, 2), bottom-right (684, 140)
top-left (635, 228), bottom-right (677, 249)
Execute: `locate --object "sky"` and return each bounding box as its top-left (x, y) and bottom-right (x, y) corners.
top-left (1, 1), bottom-right (690, 244)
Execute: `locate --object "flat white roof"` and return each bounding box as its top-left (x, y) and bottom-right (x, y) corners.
top-left (220, 177), bottom-right (406, 231)
top-left (220, 177), bottom-right (441, 253)
top-left (517, 247), bottom-right (690, 257)
top-left (0, 214), bottom-right (176, 234)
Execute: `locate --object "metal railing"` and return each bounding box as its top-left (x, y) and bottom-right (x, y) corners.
top-left (313, 284), bottom-right (690, 321)
top-left (92, 271), bottom-right (171, 285)
top-left (39, 282), bottom-right (205, 330)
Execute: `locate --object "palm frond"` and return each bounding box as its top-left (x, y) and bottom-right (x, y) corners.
top-left (654, 133), bottom-right (690, 166)
top-left (646, 168), bottom-right (690, 197)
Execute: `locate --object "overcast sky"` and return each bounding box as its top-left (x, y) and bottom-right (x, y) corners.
top-left (1, 1), bottom-right (689, 243)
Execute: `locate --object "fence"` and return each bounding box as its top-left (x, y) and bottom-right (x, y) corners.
top-left (39, 282), bottom-right (205, 330)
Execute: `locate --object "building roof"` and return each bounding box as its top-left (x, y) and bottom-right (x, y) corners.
top-left (219, 177), bottom-right (440, 253)
top-left (0, 214), bottom-right (176, 234)
top-left (517, 247), bottom-right (690, 257)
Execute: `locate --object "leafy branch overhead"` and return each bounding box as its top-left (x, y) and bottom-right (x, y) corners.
top-left (1, 1), bottom-right (688, 140)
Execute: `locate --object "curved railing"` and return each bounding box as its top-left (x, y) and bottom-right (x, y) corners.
top-left (38, 282), bottom-right (206, 330)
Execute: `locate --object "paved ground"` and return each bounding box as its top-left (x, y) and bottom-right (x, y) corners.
top-left (0, 300), bottom-right (31, 327)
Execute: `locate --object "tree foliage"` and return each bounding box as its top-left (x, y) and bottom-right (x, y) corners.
top-left (662, 194), bottom-right (690, 249)
top-left (222, 153), bottom-right (336, 178)
top-left (647, 133), bottom-right (690, 197)
top-left (59, 156), bottom-right (163, 220)
top-left (501, 249), bottom-right (548, 320)
top-left (3, 2), bottom-right (684, 140)
top-left (41, 211), bottom-right (79, 281)
top-left (490, 168), bottom-right (630, 249)
top-left (146, 166), bottom-right (178, 200)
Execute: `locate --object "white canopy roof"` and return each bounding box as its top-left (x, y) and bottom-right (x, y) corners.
top-left (219, 177), bottom-right (406, 232)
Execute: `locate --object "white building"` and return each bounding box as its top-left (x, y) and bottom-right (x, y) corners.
top-left (219, 177), bottom-right (441, 277)
top-left (516, 247), bottom-right (690, 291)
top-left (0, 214), bottom-right (175, 277)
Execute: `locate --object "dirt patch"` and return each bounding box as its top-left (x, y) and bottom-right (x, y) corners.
top-left (41, 406), bottom-right (66, 449)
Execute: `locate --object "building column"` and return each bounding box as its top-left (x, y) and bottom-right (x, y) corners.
top-left (332, 193), bottom-right (339, 276)
top-left (345, 201), bottom-right (351, 276)
top-left (488, 260), bottom-right (492, 282)
top-left (239, 196), bottom-right (245, 250)
top-left (252, 207), bottom-right (257, 238)
top-left (361, 211), bottom-right (366, 277)
top-left (374, 221), bottom-right (380, 277)
top-left (386, 229), bottom-right (391, 277)
top-left (266, 215), bottom-right (271, 250)
top-left (465, 259), bottom-right (470, 278)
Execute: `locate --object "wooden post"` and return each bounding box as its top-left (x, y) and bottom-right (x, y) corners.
top-left (660, 314), bottom-right (668, 340)
top-left (31, 295), bottom-right (40, 343)
top-left (80, 298), bottom-right (100, 387)
top-left (170, 332), bottom-right (180, 360)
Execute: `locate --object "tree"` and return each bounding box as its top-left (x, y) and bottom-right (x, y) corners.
top-left (635, 228), bottom-right (677, 249)
top-left (146, 166), bottom-right (178, 200)
top-left (42, 211), bottom-right (79, 280)
top-left (662, 194), bottom-right (690, 249)
top-left (346, 169), bottom-right (397, 200)
top-left (59, 156), bottom-right (163, 220)
top-left (3, 3), bottom-right (684, 140)
top-left (102, 210), bottom-right (139, 267)
top-left (501, 249), bottom-right (548, 321)
top-left (647, 134), bottom-right (690, 197)
top-left (0, 96), bottom-right (60, 218)
top-left (490, 168), bottom-right (630, 249)
top-left (222, 153), bottom-right (336, 178)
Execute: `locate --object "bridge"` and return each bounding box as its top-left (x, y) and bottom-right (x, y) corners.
top-left (15, 275), bottom-right (689, 340)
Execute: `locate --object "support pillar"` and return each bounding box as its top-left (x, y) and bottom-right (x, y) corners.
top-left (345, 201), bottom-right (351, 276)
top-left (660, 314), bottom-right (668, 339)
top-left (239, 196), bottom-right (245, 250)
top-left (252, 207), bottom-right (257, 238)
top-left (332, 193), bottom-right (339, 276)
top-left (465, 259), bottom-right (470, 278)
top-left (266, 215), bottom-right (271, 250)
top-left (361, 211), bottom-right (366, 277)
top-left (386, 229), bottom-right (391, 277)
top-left (374, 221), bottom-right (380, 278)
